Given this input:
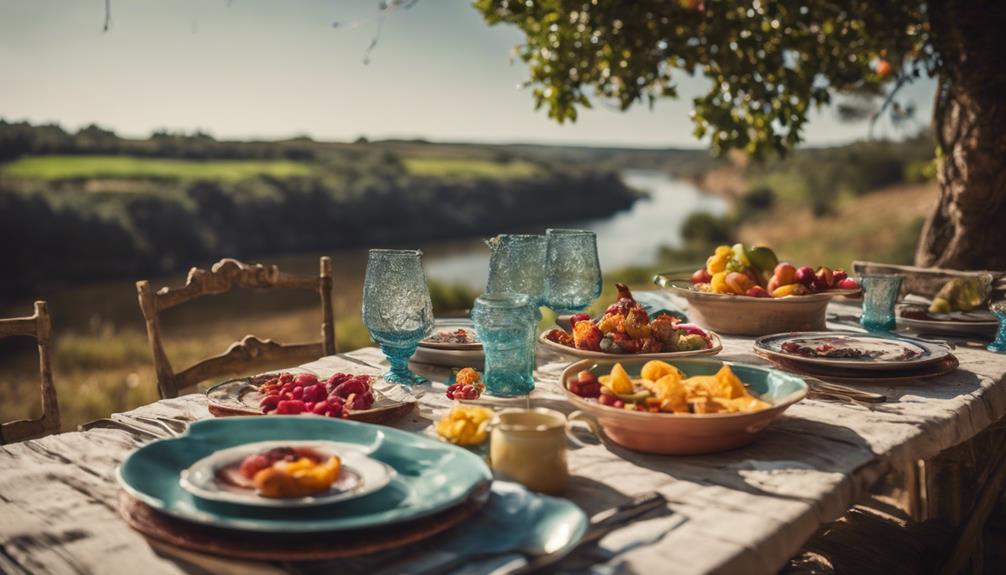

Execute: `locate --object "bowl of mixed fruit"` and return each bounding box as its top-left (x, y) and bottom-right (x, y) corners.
top-left (561, 358), bottom-right (807, 455)
top-left (654, 244), bottom-right (860, 336)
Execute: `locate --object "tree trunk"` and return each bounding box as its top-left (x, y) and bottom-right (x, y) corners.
top-left (916, 1), bottom-right (1006, 270)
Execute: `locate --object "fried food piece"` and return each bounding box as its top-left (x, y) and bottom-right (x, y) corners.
top-left (607, 362), bottom-right (635, 395)
top-left (573, 321), bottom-right (603, 351)
top-left (596, 313), bottom-right (624, 334)
top-left (455, 367), bottom-right (481, 387)
top-left (640, 360), bottom-right (682, 382)
top-left (623, 308), bottom-right (651, 339)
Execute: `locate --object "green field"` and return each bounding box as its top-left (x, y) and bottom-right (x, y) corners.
top-left (0, 155), bottom-right (315, 181)
top-left (403, 157), bottom-right (540, 179)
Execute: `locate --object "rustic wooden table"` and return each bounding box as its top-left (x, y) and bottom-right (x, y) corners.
top-left (2, 302), bottom-right (1005, 575)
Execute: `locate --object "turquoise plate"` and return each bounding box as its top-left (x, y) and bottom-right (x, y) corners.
top-left (117, 416), bottom-right (492, 533)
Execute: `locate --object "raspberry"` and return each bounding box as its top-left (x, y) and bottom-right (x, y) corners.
top-left (276, 399), bottom-right (306, 415)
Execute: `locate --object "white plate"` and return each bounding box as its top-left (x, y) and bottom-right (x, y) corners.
top-left (179, 440), bottom-right (395, 508)
top-left (537, 330), bottom-right (723, 360)
top-left (418, 319), bottom-right (482, 351)
top-left (754, 331), bottom-right (952, 371)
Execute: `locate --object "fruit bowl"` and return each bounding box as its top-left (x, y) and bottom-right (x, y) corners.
top-left (654, 276), bottom-right (859, 336)
top-left (560, 357), bottom-right (807, 455)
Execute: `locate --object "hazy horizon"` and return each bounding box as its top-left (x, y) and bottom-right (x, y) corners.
top-left (1, 0), bottom-right (937, 148)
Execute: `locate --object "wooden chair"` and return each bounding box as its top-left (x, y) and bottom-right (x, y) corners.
top-left (0, 301), bottom-right (60, 443)
top-left (137, 257), bottom-right (336, 399)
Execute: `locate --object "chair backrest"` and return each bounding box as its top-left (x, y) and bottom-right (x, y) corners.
top-left (137, 257), bottom-right (336, 398)
top-left (0, 301), bottom-right (60, 444)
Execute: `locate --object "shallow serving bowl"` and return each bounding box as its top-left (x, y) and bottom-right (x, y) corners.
top-left (560, 357), bottom-right (807, 455)
top-left (655, 277), bottom-right (859, 337)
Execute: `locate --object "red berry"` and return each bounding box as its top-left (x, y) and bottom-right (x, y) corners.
top-left (333, 377), bottom-right (369, 398)
top-left (577, 370), bottom-right (598, 385)
top-left (837, 278), bottom-right (860, 290)
top-left (276, 399), bottom-right (306, 415)
top-left (833, 270), bottom-right (848, 283)
top-left (446, 390), bottom-right (455, 399)
top-left (279, 373), bottom-right (294, 384)
top-left (746, 286), bottom-right (770, 298)
top-left (293, 373), bottom-right (319, 387)
top-left (291, 386), bottom-right (304, 400)
top-left (259, 394), bottom-right (281, 412)
top-left (302, 384), bottom-right (326, 403)
top-left (312, 400), bottom-right (330, 415)
top-left (326, 372), bottom-right (351, 390)
top-left (598, 394), bottom-right (616, 406)
top-left (612, 399), bottom-right (625, 409)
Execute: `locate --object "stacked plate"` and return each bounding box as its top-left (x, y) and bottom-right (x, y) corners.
top-left (753, 331), bottom-right (959, 385)
top-left (412, 319), bottom-right (485, 368)
top-left (897, 304), bottom-right (998, 337)
top-left (116, 416), bottom-right (493, 560)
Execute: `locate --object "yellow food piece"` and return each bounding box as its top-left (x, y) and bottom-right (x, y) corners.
top-left (640, 360), bottom-right (682, 382)
top-left (608, 362), bottom-right (634, 395)
top-left (771, 283), bottom-right (807, 298)
top-left (710, 271), bottom-right (730, 294)
top-left (435, 405), bottom-right (493, 446)
top-left (706, 253), bottom-right (729, 275)
top-left (254, 456), bottom-right (342, 498)
top-left (652, 373), bottom-right (688, 412)
top-left (714, 245), bottom-right (732, 257)
top-left (596, 313), bottom-right (624, 334)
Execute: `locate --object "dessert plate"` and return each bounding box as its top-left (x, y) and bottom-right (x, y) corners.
top-left (205, 373), bottom-right (416, 424)
top-left (754, 331), bottom-right (951, 371)
top-left (118, 416), bottom-right (492, 533)
top-left (179, 440), bottom-right (395, 508)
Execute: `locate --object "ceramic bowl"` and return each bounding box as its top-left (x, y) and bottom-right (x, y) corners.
top-left (560, 357), bottom-right (807, 455)
top-left (656, 278), bottom-right (858, 336)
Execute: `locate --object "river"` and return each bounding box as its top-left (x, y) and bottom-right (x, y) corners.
top-left (1, 170), bottom-right (726, 332)
top-left (423, 169), bottom-right (728, 288)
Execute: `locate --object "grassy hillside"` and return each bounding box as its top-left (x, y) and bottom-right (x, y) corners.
top-left (1, 155), bottom-right (315, 181)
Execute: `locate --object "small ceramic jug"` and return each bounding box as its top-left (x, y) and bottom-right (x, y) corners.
top-left (489, 408), bottom-right (575, 495)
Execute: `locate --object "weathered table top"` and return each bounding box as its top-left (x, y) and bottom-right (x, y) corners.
top-left (2, 302), bottom-right (1006, 575)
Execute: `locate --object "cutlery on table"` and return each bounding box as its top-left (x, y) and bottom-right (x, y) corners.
top-left (510, 492), bottom-right (669, 575)
top-left (393, 491), bottom-right (667, 575)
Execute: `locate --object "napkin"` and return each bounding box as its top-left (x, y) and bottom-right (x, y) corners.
top-left (365, 481), bottom-right (573, 575)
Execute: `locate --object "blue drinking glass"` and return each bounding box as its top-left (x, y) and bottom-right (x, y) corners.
top-left (859, 273), bottom-right (903, 332)
top-left (486, 234), bottom-right (547, 308)
top-left (988, 301), bottom-right (1006, 353)
top-left (544, 229), bottom-right (602, 314)
top-left (362, 249), bottom-right (434, 386)
top-left (471, 293), bottom-right (536, 396)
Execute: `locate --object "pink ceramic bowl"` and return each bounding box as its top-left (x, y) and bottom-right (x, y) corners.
top-left (561, 357), bottom-right (807, 455)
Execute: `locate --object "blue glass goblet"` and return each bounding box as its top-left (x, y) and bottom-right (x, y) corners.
top-left (544, 229), bottom-right (602, 314)
top-left (859, 273), bottom-right (903, 332)
top-left (362, 249), bottom-right (434, 386)
top-left (988, 301), bottom-right (1006, 353)
top-left (486, 234), bottom-right (547, 308)
top-left (471, 293), bottom-right (536, 396)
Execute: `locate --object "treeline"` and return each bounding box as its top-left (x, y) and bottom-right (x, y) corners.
top-left (0, 120), bottom-right (326, 162)
top-left (743, 132), bottom-right (935, 215)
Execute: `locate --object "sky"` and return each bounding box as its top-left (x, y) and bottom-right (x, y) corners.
top-left (0, 0), bottom-right (936, 148)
